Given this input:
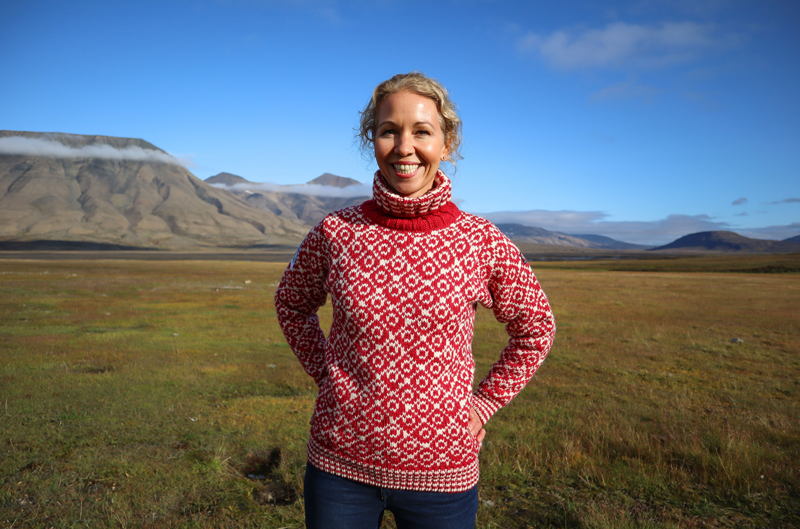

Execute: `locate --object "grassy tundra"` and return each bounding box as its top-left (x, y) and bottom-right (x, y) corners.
top-left (1, 256), bottom-right (798, 528)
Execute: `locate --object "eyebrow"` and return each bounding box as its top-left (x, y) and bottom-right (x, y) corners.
top-left (377, 120), bottom-right (435, 129)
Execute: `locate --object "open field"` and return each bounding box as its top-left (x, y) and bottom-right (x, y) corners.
top-left (1, 257), bottom-right (798, 528)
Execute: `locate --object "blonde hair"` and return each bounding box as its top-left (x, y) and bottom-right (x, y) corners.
top-left (357, 72), bottom-right (463, 170)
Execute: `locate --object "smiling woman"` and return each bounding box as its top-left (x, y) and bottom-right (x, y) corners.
top-left (373, 91), bottom-right (449, 198)
top-left (275, 72), bottom-right (555, 529)
top-left (358, 72), bottom-right (463, 173)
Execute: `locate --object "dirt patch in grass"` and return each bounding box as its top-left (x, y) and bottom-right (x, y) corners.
top-left (243, 448), bottom-right (298, 506)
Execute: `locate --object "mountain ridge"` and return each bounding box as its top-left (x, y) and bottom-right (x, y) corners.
top-left (651, 231), bottom-right (800, 253)
top-left (0, 130), bottom-right (308, 249)
top-left (3, 131), bottom-right (796, 253)
top-left (494, 223), bottom-right (644, 250)
top-left (1, 130), bottom-right (164, 152)
top-left (205, 172), bottom-right (370, 226)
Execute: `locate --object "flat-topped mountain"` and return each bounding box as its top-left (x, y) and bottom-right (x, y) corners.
top-left (0, 130), bottom-right (308, 249)
top-left (652, 231), bottom-right (800, 253)
top-left (1, 130), bottom-right (163, 151)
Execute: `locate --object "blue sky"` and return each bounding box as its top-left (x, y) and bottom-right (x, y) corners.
top-left (1, 0), bottom-right (798, 245)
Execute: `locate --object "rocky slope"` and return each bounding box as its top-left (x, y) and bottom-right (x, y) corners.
top-left (0, 131), bottom-right (308, 249)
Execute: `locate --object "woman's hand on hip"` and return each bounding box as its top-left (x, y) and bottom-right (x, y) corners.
top-left (469, 408), bottom-right (486, 449)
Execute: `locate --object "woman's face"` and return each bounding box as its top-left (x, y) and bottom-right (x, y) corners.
top-left (374, 90), bottom-right (449, 198)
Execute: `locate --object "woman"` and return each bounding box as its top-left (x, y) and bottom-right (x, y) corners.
top-left (275, 72), bottom-right (555, 529)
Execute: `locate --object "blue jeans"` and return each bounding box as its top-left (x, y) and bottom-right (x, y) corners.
top-left (304, 463), bottom-right (479, 529)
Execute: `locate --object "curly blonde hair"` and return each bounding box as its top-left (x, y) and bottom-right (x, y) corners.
top-left (357, 72), bottom-right (463, 169)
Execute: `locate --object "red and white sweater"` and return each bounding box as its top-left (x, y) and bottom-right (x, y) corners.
top-left (275, 171), bottom-right (555, 493)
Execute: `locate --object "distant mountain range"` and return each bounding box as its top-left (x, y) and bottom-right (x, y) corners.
top-left (205, 172), bottom-right (368, 227)
top-left (1, 130), bottom-right (797, 253)
top-left (651, 231), bottom-right (800, 253)
top-left (495, 224), bottom-right (650, 250)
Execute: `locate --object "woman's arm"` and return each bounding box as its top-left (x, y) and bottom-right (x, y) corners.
top-left (274, 224), bottom-right (330, 386)
top-left (471, 227), bottom-right (556, 425)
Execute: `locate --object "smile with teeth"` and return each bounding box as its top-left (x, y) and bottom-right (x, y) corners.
top-left (392, 164), bottom-right (420, 175)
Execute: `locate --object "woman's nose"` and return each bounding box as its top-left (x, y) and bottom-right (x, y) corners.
top-left (395, 134), bottom-right (414, 156)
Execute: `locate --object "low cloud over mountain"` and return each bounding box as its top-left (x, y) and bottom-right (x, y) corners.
top-left (0, 135), bottom-right (194, 168)
top-left (210, 180), bottom-right (372, 199)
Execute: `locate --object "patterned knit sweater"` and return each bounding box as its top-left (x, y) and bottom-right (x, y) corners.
top-left (275, 171), bottom-right (555, 493)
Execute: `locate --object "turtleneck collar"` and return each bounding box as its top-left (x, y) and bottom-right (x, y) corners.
top-left (360, 170), bottom-right (461, 233)
top-left (372, 170), bottom-right (452, 218)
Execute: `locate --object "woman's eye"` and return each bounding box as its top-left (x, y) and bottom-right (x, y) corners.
top-left (380, 129), bottom-right (396, 136)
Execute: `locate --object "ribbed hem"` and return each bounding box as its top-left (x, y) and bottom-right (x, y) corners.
top-left (307, 438), bottom-right (480, 493)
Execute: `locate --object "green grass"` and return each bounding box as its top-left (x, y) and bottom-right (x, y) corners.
top-left (1, 258), bottom-right (798, 528)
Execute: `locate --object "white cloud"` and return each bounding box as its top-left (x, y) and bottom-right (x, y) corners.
top-left (0, 137), bottom-right (193, 167)
top-left (519, 21), bottom-right (722, 70)
top-left (211, 181), bottom-right (372, 198)
top-left (472, 209), bottom-right (732, 246)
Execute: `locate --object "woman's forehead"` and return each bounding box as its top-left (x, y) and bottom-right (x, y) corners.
top-left (377, 91), bottom-right (440, 126)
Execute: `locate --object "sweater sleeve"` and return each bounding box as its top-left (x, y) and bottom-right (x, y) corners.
top-left (274, 223), bottom-right (330, 387)
top-left (471, 228), bottom-right (556, 424)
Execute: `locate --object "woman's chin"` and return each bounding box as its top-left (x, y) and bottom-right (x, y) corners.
top-left (384, 174), bottom-right (435, 198)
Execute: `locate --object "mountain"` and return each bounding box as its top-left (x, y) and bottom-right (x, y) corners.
top-left (496, 224), bottom-right (595, 247)
top-left (652, 231), bottom-right (800, 253)
top-left (784, 235), bottom-right (800, 243)
top-left (0, 131), bottom-right (308, 249)
top-left (205, 172), bottom-right (250, 186)
top-left (567, 233), bottom-right (651, 250)
top-left (205, 172), bottom-right (370, 227)
top-left (496, 224), bottom-right (644, 250)
top-left (307, 173), bottom-right (362, 188)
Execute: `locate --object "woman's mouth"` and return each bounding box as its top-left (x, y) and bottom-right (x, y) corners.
top-left (392, 163), bottom-right (420, 175)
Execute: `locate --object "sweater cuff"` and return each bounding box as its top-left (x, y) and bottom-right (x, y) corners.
top-left (471, 391), bottom-right (502, 425)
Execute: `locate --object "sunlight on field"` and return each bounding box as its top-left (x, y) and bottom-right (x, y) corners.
top-left (1, 258), bottom-right (798, 528)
